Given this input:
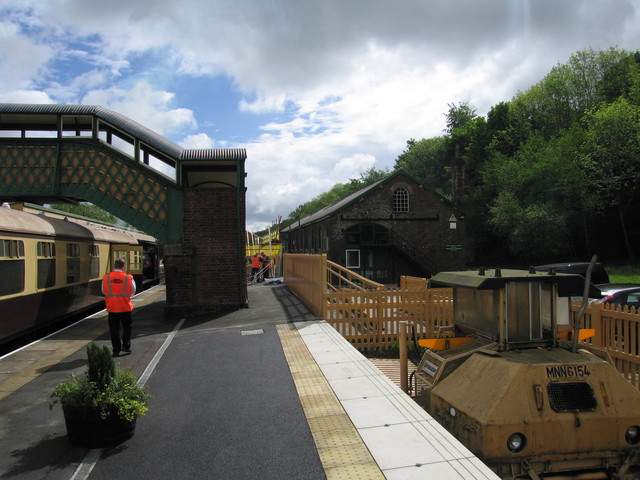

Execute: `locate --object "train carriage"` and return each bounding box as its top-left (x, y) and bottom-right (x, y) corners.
top-left (0, 205), bottom-right (145, 346)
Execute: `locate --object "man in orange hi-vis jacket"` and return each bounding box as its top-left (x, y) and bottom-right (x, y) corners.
top-left (102, 258), bottom-right (137, 357)
top-left (251, 253), bottom-right (261, 283)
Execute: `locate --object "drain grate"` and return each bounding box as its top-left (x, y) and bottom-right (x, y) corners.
top-left (241, 329), bottom-right (264, 336)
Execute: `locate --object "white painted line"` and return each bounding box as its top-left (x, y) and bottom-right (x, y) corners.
top-left (241, 328), bottom-right (264, 336)
top-left (69, 448), bottom-right (102, 480)
top-left (69, 317), bottom-right (185, 480)
top-left (138, 318), bottom-right (185, 387)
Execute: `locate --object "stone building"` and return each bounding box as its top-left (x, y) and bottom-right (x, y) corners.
top-left (282, 170), bottom-right (467, 283)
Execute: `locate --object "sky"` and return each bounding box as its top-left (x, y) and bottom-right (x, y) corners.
top-left (0, 0), bottom-right (638, 233)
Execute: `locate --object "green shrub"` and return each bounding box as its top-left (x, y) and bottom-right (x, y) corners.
top-left (51, 343), bottom-right (150, 421)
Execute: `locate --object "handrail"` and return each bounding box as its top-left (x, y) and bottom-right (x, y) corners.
top-left (326, 260), bottom-right (384, 291)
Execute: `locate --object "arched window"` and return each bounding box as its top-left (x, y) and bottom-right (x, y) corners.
top-left (393, 187), bottom-right (409, 212)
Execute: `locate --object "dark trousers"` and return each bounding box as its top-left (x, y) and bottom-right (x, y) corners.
top-left (108, 311), bottom-right (132, 353)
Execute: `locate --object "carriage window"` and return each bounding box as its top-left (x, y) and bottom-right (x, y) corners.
top-left (89, 245), bottom-right (101, 279)
top-left (37, 241), bottom-right (55, 257)
top-left (393, 187), bottom-right (409, 212)
top-left (37, 241), bottom-right (56, 289)
top-left (129, 249), bottom-right (142, 272)
top-left (0, 239), bottom-right (25, 296)
top-left (67, 243), bottom-right (81, 284)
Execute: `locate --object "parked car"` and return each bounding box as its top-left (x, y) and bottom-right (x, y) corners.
top-left (595, 283), bottom-right (640, 308)
top-left (535, 262), bottom-right (610, 285)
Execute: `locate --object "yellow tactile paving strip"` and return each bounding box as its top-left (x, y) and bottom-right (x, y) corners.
top-left (277, 323), bottom-right (385, 480)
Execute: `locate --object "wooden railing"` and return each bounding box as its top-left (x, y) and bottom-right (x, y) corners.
top-left (400, 275), bottom-right (429, 289)
top-left (573, 301), bottom-right (640, 389)
top-left (282, 253), bottom-right (327, 318)
top-left (325, 286), bottom-right (453, 350)
top-left (326, 260), bottom-right (384, 292)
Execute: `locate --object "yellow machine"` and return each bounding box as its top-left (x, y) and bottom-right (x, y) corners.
top-left (414, 268), bottom-right (640, 479)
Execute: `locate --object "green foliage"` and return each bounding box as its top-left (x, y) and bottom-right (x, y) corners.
top-left (607, 264), bottom-right (640, 283)
top-left (510, 47), bottom-right (636, 139)
top-left (401, 47), bottom-right (640, 263)
top-left (50, 344), bottom-right (150, 422)
top-left (489, 193), bottom-right (569, 261)
top-left (445, 102), bottom-right (477, 133)
top-left (581, 97), bottom-right (640, 198)
top-left (393, 137), bottom-right (450, 196)
top-left (51, 203), bottom-right (116, 224)
top-left (86, 343), bottom-right (116, 390)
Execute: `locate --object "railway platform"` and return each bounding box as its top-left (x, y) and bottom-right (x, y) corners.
top-left (0, 283), bottom-right (498, 480)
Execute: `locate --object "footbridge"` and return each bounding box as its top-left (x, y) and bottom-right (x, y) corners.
top-left (0, 104), bottom-right (247, 316)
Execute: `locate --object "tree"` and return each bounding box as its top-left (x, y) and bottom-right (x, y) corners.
top-left (580, 97), bottom-right (640, 260)
top-left (445, 102), bottom-right (477, 133)
top-left (489, 192), bottom-right (569, 262)
top-left (393, 137), bottom-right (449, 196)
top-left (445, 102), bottom-right (479, 205)
top-left (479, 48), bottom-right (640, 261)
top-left (510, 48), bottom-right (637, 139)
top-left (349, 167), bottom-right (390, 190)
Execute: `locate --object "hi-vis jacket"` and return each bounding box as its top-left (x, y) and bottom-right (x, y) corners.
top-left (102, 270), bottom-right (136, 313)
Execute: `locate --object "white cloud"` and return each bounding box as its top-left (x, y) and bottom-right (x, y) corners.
top-left (81, 81), bottom-right (197, 135)
top-left (330, 154), bottom-right (377, 179)
top-left (0, 20), bottom-right (54, 91)
top-left (0, 89), bottom-right (53, 103)
top-left (180, 133), bottom-right (217, 149)
top-left (239, 93), bottom-right (288, 115)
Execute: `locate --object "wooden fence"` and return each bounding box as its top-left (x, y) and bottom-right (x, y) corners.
top-left (325, 286), bottom-right (453, 350)
top-left (575, 301), bottom-right (640, 389)
top-left (282, 253), bottom-right (326, 318)
top-left (283, 254), bottom-right (640, 386)
top-left (284, 254), bottom-right (453, 350)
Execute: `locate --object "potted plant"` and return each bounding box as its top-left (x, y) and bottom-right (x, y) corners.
top-left (50, 343), bottom-right (150, 448)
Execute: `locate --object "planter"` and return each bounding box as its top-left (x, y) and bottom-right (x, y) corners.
top-left (63, 405), bottom-right (137, 448)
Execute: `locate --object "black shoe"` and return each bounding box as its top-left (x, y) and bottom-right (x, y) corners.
top-left (113, 351), bottom-right (120, 357)
top-left (122, 346), bottom-right (132, 353)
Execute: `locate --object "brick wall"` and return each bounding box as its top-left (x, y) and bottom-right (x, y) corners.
top-left (165, 189), bottom-right (247, 317)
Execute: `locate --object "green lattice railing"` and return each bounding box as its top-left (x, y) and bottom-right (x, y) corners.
top-left (0, 139), bottom-right (183, 243)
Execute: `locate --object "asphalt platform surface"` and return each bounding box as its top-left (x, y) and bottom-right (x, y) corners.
top-left (0, 283), bottom-right (325, 480)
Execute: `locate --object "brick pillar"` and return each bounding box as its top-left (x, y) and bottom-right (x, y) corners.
top-left (165, 189), bottom-right (247, 317)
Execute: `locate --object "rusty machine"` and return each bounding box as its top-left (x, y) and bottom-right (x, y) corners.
top-left (413, 268), bottom-right (640, 479)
